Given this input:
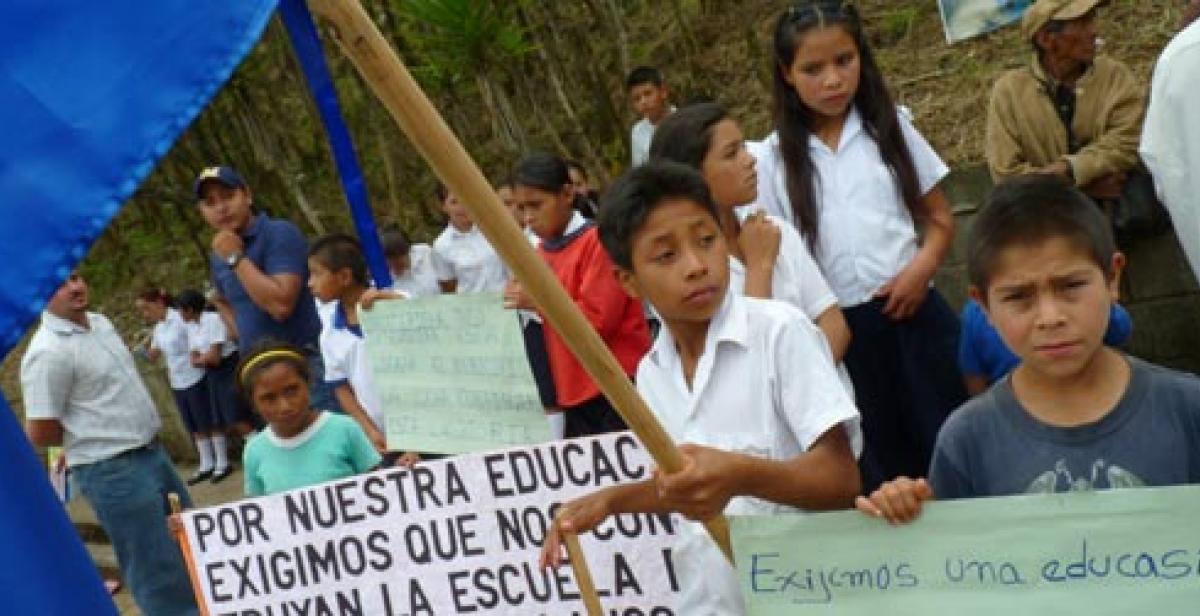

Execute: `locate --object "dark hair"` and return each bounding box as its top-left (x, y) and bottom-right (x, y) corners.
top-left (137, 288), bottom-right (173, 307)
top-left (968, 175), bottom-right (1116, 294)
top-left (380, 227), bottom-right (412, 259)
top-left (235, 338), bottom-right (310, 402)
top-left (175, 289), bottom-right (206, 314)
top-left (772, 1), bottom-right (925, 248)
top-left (649, 102), bottom-right (729, 170)
top-left (435, 182), bottom-right (449, 203)
top-left (512, 152), bottom-right (571, 194)
top-left (308, 233), bottom-right (369, 287)
top-left (598, 161), bottom-right (721, 270)
top-left (565, 160), bottom-right (588, 181)
top-left (626, 65), bottom-right (665, 90)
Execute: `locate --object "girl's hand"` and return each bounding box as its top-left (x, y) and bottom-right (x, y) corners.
top-left (502, 281), bottom-right (535, 310)
top-left (359, 289), bottom-right (404, 311)
top-left (737, 211), bottom-right (781, 275)
top-left (876, 256), bottom-right (935, 320)
top-left (397, 451), bottom-right (421, 467)
top-left (654, 444), bottom-right (740, 522)
top-left (855, 476), bottom-right (934, 525)
top-left (539, 492), bottom-right (612, 569)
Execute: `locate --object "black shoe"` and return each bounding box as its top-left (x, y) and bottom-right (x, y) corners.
top-left (210, 467), bottom-right (234, 484)
top-left (186, 469), bottom-right (213, 486)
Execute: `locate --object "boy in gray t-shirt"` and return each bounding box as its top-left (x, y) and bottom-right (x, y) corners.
top-left (857, 175), bottom-right (1200, 523)
top-left (931, 357), bottom-right (1200, 499)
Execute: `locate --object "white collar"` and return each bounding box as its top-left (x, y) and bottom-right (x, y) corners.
top-left (807, 106), bottom-right (864, 153)
top-left (42, 310), bottom-right (92, 335)
top-left (266, 411), bottom-right (330, 449)
top-left (647, 285), bottom-right (747, 367)
top-left (447, 223), bottom-right (477, 239)
top-left (564, 211), bottom-right (588, 236)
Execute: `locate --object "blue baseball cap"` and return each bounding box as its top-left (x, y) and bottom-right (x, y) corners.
top-left (193, 165), bottom-right (246, 198)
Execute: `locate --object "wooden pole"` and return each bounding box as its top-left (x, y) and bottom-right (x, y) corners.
top-left (168, 493), bottom-right (211, 616)
top-left (564, 534), bottom-right (604, 615)
top-left (306, 0), bottom-right (732, 561)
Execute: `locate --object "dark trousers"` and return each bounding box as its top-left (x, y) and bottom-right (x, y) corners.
top-left (520, 319), bottom-right (558, 410)
top-left (843, 289), bottom-right (967, 493)
top-left (563, 395), bottom-right (629, 438)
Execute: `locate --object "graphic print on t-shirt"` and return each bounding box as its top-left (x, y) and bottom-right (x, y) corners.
top-left (1024, 458), bottom-right (1146, 494)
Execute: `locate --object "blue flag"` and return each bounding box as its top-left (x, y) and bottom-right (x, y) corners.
top-left (0, 1), bottom-right (276, 612)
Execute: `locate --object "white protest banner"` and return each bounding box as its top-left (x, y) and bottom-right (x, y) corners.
top-left (180, 432), bottom-right (682, 615)
top-left (359, 293), bottom-right (551, 454)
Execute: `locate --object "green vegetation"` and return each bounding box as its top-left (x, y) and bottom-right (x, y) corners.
top-left (5, 0), bottom-right (1186, 362)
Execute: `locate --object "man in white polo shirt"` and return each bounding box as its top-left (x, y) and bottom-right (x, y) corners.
top-left (21, 272), bottom-right (197, 616)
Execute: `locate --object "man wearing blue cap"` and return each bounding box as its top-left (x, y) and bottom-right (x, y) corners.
top-left (194, 165), bottom-right (336, 410)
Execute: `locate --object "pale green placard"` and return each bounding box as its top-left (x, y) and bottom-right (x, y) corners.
top-left (732, 485), bottom-right (1200, 615)
top-left (359, 293), bottom-right (550, 454)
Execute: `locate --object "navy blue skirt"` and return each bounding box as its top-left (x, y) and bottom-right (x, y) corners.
top-left (207, 353), bottom-right (257, 428)
top-left (171, 378), bottom-right (214, 434)
top-left (842, 289), bottom-right (967, 493)
top-left (521, 319), bottom-right (559, 410)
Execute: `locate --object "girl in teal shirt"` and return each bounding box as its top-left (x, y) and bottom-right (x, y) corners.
top-left (237, 341), bottom-right (381, 496)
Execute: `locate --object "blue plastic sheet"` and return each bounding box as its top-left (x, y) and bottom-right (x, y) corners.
top-left (0, 1), bottom-right (276, 612)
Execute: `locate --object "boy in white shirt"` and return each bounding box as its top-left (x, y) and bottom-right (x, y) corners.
top-left (540, 161), bottom-right (861, 614)
top-left (381, 227), bottom-right (442, 298)
top-left (309, 234), bottom-right (419, 467)
top-left (431, 185), bottom-right (508, 293)
top-left (627, 66), bottom-right (674, 167)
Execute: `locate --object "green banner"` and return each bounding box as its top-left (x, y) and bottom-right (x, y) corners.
top-left (732, 485), bottom-right (1200, 614)
top-left (359, 293), bottom-right (550, 454)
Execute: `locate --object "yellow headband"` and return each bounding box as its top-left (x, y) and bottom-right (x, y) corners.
top-left (239, 349), bottom-right (306, 388)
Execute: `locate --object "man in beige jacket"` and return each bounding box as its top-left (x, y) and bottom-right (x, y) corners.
top-left (986, 0), bottom-right (1143, 200)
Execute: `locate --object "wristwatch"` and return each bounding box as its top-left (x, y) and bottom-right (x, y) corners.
top-left (226, 251), bottom-right (244, 269)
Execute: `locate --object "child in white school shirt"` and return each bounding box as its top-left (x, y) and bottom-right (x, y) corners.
top-left (308, 233), bottom-right (420, 468)
top-left (540, 162), bottom-right (861, 615)
top-left (431, 185), bottom-right (509, 294)
top-left (751, 2), bottom-right (966, 493)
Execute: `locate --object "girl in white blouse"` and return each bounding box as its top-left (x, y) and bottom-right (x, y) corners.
top-left (754, 1), bottom-right (966, 493)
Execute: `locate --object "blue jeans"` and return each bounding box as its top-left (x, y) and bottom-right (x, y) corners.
top-left (73, 443), bottom-right (198, 616)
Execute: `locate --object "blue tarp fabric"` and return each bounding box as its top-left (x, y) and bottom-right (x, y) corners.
top-left (0, 1), bottom-right (277, 612)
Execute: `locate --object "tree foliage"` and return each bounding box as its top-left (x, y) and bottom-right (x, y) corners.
top-left (78, 0), bottom-right (1177, 319)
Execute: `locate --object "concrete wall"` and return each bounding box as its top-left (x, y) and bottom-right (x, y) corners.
top-left (934, 166), bottom-right (1200, 375)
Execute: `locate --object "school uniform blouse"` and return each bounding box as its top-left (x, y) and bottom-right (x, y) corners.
top-left (749, 107), bottom-right (949, 307)
top-left (319, 300), bottom-right (384, 431)
top-left (728, 211), bottom-right (837, 321)
top-left (389, 243), bottom-right (442, 299)
top-left (151, 308), bottom-right (205, 390)
top-left (432, 223), bottom-right (509, 293)
top-left (187, 311), bottom-right (236, 360)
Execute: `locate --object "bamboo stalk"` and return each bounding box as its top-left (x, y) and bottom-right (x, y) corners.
top-left (564, 533), bottom-right (604, 615)
top-left (306, 0), bottom-right (732, 561)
